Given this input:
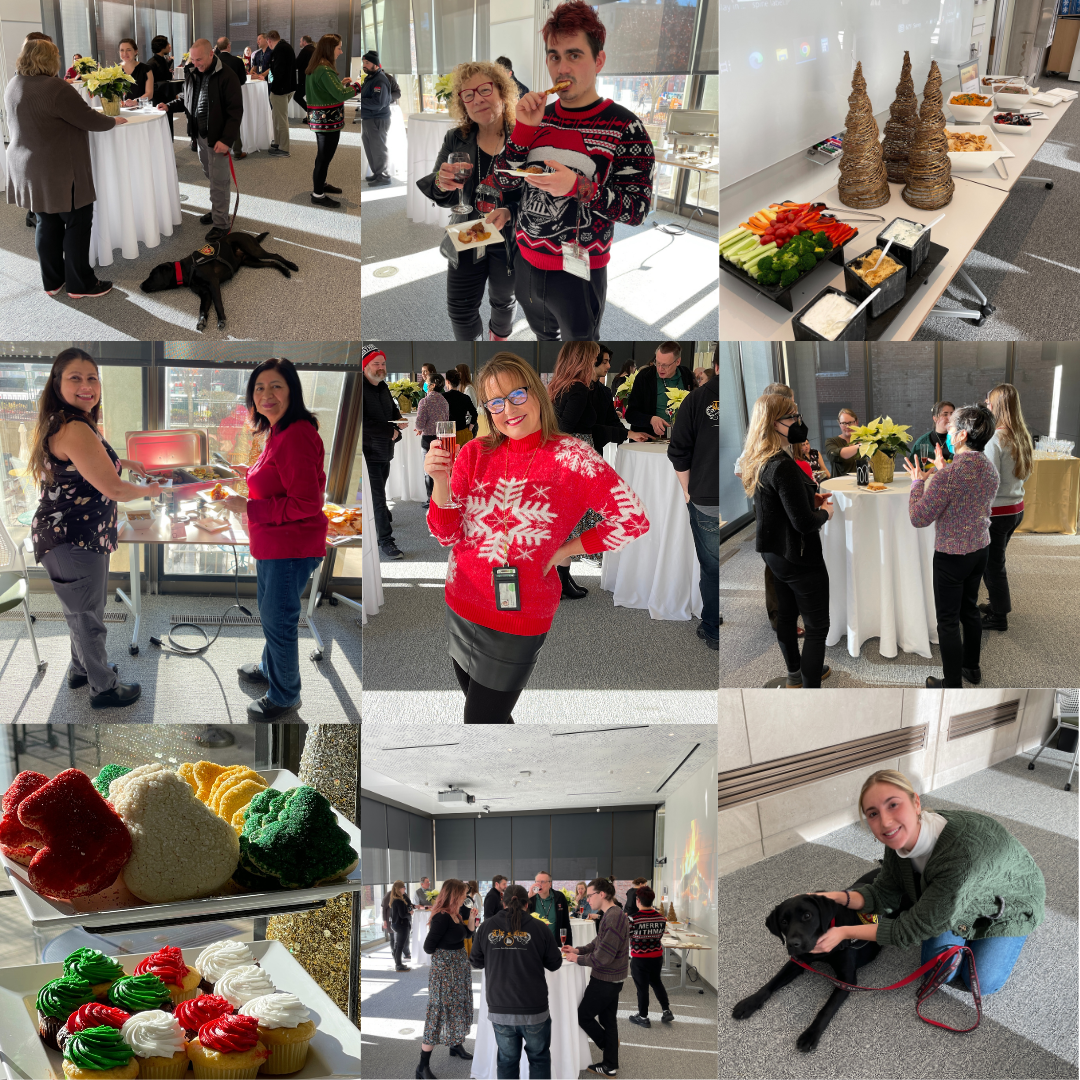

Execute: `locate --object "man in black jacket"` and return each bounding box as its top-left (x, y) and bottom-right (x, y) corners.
top-left (471, 884), bottom-right (562, 1078)
top-left (495, 55), bottom-right (529, 99)
top-left (443, 369), bottom-right (478, 436)
top-left (527, 871), bottom-right (572, 946)
top-left (483, 875), bottom-right (508, 919)
top-left (362, 345), bottom-right (407, 561)
top-left (214, 38), bottom-right (247, 159)
top-left (263, 30), bottom-right (296, 155)
top-left (626, 342), bottom-right (696, 440)
top-left (361, 51), bottom-right (393, 186)
top-left (668, 347), bottom-right (721, 650)
top-left (294, 35), bottom-right (314, 121)
top-left (160, 39), bottom-right (243, 242)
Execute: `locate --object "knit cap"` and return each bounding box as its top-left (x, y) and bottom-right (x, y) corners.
top-left (362, 344), bottom-right (386, 369)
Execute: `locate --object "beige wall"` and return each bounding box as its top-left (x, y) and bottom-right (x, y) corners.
top-left (720, 688), bottom-right (1058, 877)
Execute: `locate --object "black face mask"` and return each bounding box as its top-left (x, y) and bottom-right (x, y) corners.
top-left (784, 419), bottom-right (809, 444)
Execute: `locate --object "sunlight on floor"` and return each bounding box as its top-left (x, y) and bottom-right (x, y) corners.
top-left (361, 245), bottom-right (454, 292)
top-left (663, 289), bottom-right (722, 337)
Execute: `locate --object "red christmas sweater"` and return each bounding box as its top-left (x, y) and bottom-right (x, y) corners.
top-left (490, 98), bottom-right (655, 271)
top-left (427, 428), bottom-right (650, 635)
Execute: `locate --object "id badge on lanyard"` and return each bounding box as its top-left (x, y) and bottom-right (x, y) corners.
top-left (561, 194), bottom-right (590, 280)
top-left (493, 566), bottom-right (521, 611)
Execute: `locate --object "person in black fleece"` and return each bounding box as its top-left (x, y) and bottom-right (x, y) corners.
top-left (471, 884), bottom-right (562, 1078)
top-left (625, 343), bottom-right (695, 440)
top-left (387, 880), bottom-right (413, 971)
top-left (484, 875), bottom-right (508, 920)
top-left (740, 392), bottom-right (835, 688)
top-left (668, 347), bottom-right (721, 650)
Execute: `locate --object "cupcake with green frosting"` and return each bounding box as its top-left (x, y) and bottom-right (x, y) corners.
top-left (62, 1024), bottom-right (138, 1079)
top-left (63, 948), bottom-right (127, 1000)
top-left (107, 973), bottom-right (174, 1014)
top-left (37, 975), bottom-right (96, 1050)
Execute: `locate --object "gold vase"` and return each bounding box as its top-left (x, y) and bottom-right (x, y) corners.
top-left (101, 96), bottom-right (121, 117)
top-left (397, 395), bottom-right (413, 414)
top-left (870, 450), bottom-right (895, 483)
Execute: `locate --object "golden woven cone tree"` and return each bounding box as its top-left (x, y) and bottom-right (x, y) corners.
top-left (838, 61), bottom-right (890, 209)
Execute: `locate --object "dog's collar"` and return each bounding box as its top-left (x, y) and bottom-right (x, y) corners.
top-left (857, 912), bottom-right (879, 925)
top-left (174, 261), bottom-right (184, 285)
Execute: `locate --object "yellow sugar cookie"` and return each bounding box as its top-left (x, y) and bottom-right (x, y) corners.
top-left (216, 778), bottom-right (268, 832)
top-left (208, 768), bottom-right (265, 816)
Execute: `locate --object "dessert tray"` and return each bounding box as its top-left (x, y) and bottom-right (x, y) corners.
top-left (1, 770), bottom-right (361, 930)
top-left (0, 940), bottom-right (361, 1080)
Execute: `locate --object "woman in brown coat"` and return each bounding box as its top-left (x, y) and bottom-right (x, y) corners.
top-left (4, 37), bottom-right (127, 298)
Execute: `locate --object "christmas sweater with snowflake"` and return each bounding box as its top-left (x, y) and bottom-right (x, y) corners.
top-left (490, 98), bottom-right (655, 271)
top-left (427, 427), bottom-right (650, 636)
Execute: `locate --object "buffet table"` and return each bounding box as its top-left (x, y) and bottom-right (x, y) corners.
top-left (471, 964), bottom-right (590, 1080)
top-left (819, 474), bottom-right (937, 658)
top-left (409, 910), bottom-right (431, 968)
top-left (1017, 456), bottom-right (1080, 534)
top-left (568, 916), bottom-right (597, 947)
top-left (386, 415), bottom-right (429, 502)
top-left (86, 107), bottom-right (182, 267)
top-left (240, 79), bottom-right (274, 152)
top-left (406, 112), bottom-right (456, 226)
top-left (600, 442), bottom-right (702, 621)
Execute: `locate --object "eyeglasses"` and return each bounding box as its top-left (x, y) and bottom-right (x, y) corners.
top-left (460, 82), bottom-right (495, 103)
top-left (485, 387), bottom-right (529, 414)
top-left (780, 412), bottom-right (802, 423)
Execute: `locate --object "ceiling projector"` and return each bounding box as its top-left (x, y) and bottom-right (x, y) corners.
top-left (438, 788), bottom-right (475, 805)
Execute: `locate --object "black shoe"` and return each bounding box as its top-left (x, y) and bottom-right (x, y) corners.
top-left (557, 564), bottom-right (587, 599)
top-left (68, 663), bottom-right (118, 689)
top-left (415, 1067), bottom-right (436, 1080)
top-left (380, 543), bottom-right (404, 561)
top-left (190, 140), bottom-right (197, 151)
top-left (586, 1065), bottom-right (617, 1076)
top-left (234, 152), bottom-right (247, 160)
top-left (422, 501), bottom-right (430, 509)
top-left (786, 665), bottom-right (830, 688)
top-left (696, 625), bottom-right (719, 650)
top-left (448, 1045), bottom-right (473, 1061)
top-left (981, 613), bottom-right (1008, 631)
top-left (237, 662), bottom-right (268, 683)
top-left (68, 280), bottom-right (112, 299)
top-left (395, 964), bottom-right (411, 971)
top-left (661, 1009), bottom-right (675, 1023)
top-left (925, 676), bottom-right (944, 688)
top-left (26, 211), bottom-right (36, 227)
top-left (90, 682), bottom-right (142, 709)
top-left (205, 226), bottom-right (228, 242)
top-left (199, 212), bottom-right (214, 224)
top-left (311, 193), bottom-right (341, 208)
top-left (323, 183), bottom-right (342, 194)
top-left (268, 147), bottom-right (290, 156)
top-left (962, 666), bottom-right (982, 684)
top-left (247, 695), bottom-right (300, 720)
top-left (367, 175), bottom-right (392, 187)
top-left (628, 1013), bottom-right (650, 1027)
top-left (978, 602), bottom-right (993, 616)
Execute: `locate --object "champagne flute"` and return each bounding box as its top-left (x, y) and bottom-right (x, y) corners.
top-left (559, 928), bottom-right (567, 947)
top-left (435, 421), bottom-right (461, 508)
top-left (448, 152), bottom-right (474, 215)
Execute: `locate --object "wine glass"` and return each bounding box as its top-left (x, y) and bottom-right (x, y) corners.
top-left (559, 928), bottom-right (567, 947)
top-left (435, 421), bottom-right (461, 509)
top-left (448, 152), bottom-right (473, 215)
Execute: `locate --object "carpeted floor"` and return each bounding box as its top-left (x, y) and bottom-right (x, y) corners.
top-left (718, 748), bottom-right (1079, 1079)
top-left (0, 118), bottom-right (361, 341)
top-left (361, 498), bottom-right (718, 722)
top-left (0, 592), bottom-right (360, 722)
top-left (915, 75), bottom-right (1080, 342)
top-left (359, 177), bottom-right (719, 340)
top-left (718, 522), bottom-right (1080, 688)
top-left (361, 939), bottom-right (718, 1079)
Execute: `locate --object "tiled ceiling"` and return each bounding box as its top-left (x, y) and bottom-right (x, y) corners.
top-left (360, 723), bottom-right (718, 814)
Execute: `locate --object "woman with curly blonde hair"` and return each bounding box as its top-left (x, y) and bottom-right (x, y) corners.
top-left (416, 61), bottom-right (522, 341)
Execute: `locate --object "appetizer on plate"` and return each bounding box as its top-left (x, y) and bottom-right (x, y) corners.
top-left (457, 219), bottom-right (492, 244)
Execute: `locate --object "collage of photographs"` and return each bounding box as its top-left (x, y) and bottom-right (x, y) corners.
top-left (2, 0), bottom-right (1080, 1077)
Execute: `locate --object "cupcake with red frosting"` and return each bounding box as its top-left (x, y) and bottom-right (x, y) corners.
top-left (56, 1003), bottom-right (131, 1053)
top-left (134, 945), bottom-right (202, 1005)
top-left (187, 1013), bottom-right (269, 1079)
top-left (174, 994), bottom-right (234, 1040)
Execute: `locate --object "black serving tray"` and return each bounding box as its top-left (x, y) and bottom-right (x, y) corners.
top-left (862, 241), bottom-right (949, 340)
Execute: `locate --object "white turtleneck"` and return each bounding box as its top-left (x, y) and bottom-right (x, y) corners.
top-left (895, 810), bottom-right (949, 874)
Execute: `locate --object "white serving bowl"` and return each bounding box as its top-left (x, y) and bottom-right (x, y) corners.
top-left (990, 113), bottom-right (1034, 136)
top-left (944, 125), bottom-right (1016, 171)
top-left (946, 96), bottom-right (996, 123)
top-left (996, 86), bottom-right (1038, 110)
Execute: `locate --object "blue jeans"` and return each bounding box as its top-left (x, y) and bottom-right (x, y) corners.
top-left (492, 1018), bottom-right (551, 1080)
top-left (256, 556), bottom-right (322, 707)
top-left (921, 931), bottom-right (1028, 995)
top-left (687, 502), bottom-right (720, 641)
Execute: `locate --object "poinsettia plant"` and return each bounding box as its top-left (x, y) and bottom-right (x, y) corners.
top-left (82, 64), bottom-right (135, 101)
top-left (388, 379), bottom-right (423, 406)
top-left (848, 416), bottom-right (913, 458)
top-left (435, 74), bottom-right (454, 104)
top-left (73, 56), bottom-right (99, 75)
top-left (425, 889), bottom-right (438, 901)
top-left (530, 912), bottom-right (551, 925)
top-left (665, 387), bottom-right (690, 422)
top-left (613, 370), bottom-right (637, 418)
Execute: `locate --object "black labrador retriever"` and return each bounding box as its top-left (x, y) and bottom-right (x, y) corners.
top-left (140, 231), bottom-right (299, 332)
top-left (731, 868), bottom-right (909, 1052)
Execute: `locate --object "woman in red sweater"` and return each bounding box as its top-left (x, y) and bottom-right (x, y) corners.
top-left (423, 352), bottom-right (650, 723)
top-left (221, 359), bottom-right (327, 719)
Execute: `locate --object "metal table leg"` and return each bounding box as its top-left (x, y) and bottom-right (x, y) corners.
top-left (330, 592), bottom-right (363, 614)
top-left (306, 559), bottom-right (325, 662)
top-left (930, 266), bottom-right (996, 326)
top-left (114, 545), bottom-right (141, 654)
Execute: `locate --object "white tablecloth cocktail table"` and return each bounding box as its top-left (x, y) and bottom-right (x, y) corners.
top-left (471, 964), bottom-right (590, 1080)
top-left (601, 441), bottom-right (702, 621)
top-left (406, 112), bottom-right (456, 226)
top-left (361, 455), bottom-right (381, 623)
top-left (86, 107), bottom-right (182, 267)
top-left (568, 917), bottom-right (597, 947)
top-left (409, 910), bottom-right (431, 967)
top-left (386, 415), bottom-right (429, 502)
top-left (819, 473), bottom-right (938, 658)
top-left (240, 79), bottom-right (274, 152)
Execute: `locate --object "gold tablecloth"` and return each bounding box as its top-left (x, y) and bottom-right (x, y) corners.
top-left (1017, 457), bottom-right (1080, 535)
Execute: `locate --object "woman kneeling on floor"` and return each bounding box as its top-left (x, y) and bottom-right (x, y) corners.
top-left (811, 769), bottom-right (1045, 995)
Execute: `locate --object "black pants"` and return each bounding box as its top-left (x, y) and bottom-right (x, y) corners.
top-left (365, 456), bottom-right (395, 548)
top-left (313, 130), bottom-right (341, 195)
top-left (421, 434), bottom-right (437, 501)
top-left (761, 552), bottom-right (830, 687)
top-left (452, 659), bottom-right (521, 724)
top-left (362, 115), bottom-right (391, 178)
top-left (764, 563), bottom-right (779, 630)
top-left (35, 190), bottom-right (97, 294)
top-left (391, 924), bottom-right (410, 967)
top-left (577, 976), bottom-right (622, 1070)
top-left (447, 244), bottom-right (516, 340)
top-left (933, 547), bottom-right (989, 686)
top-left (630, 957), bottom-right (669, 1017)
top-left (982, 512), bottom-right (1022, 615)
top-left (294, 80), bottom-right (307, 114)
top-left (514, 253), bottom-right (606, 340)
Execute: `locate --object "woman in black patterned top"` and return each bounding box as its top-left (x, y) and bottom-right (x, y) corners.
top-left (28, 348), bottom-right (163, 709)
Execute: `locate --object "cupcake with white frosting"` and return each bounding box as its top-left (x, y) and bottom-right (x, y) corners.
top-left (213, 965), bottom-right (277, 1010)
top-left (119, 1009), bottom-right (189, 1079)
top-left (193, 940), bottom-right (258, 995)
top-left (238, 994), bottom-right (316, 1075)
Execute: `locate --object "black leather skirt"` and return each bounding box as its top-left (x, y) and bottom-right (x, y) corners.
top-left (447, 607), bottom-right (547, 693)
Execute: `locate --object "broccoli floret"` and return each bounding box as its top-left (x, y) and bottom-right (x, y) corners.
top-left (798, 253), bottom-right (817, 272)
top-left (800, 230), bottom-right (814, 240)
top-left (780, 267), bottom-right (800, 288)
top-left (757, 255), bottom-right (774, 274)
top-left (758, 270), bottom-right (781, 286)
top-left (814, 232), bottom-right (834, 251)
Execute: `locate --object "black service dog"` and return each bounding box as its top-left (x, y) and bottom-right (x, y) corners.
top-left (140, 231), bottom-right (299, 332)
top-left (731, 868), bottom-right (910, 1052)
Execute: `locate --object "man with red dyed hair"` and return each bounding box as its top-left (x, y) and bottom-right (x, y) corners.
top-left (487, 0), bottom-right (654, 341)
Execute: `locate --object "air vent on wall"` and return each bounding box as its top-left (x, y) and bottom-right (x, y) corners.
top-left (947, 699), bottom-right (1021, 740)
top-left (719, 725), bottom-right (928, 811)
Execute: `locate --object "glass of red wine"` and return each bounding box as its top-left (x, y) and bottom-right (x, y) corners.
top-left (436, 421), bottom-right (461, 508)
top-left (448, 152), bottom-right (474, 215)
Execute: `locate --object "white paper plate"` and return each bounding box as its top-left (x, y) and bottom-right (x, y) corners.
top-left (0, 769), bottom-right (361, 930)
top-left (0, 940), bottom-right (361, 1080)
top-left (944, 126), bottom-right (1015, 171)
top-left (443, 221), bottom-right (506, 253)
top-left (197, 485), bottom-right (237, 503)
top-left (495, 168), bottom-right (549, 178)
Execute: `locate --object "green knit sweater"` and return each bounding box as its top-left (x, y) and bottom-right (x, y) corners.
top-left (852, 809), bottom-right (1045, 950)
top-left (305, 63), bottom-right (357, 107)
top-left (906, 429), bottom-right (953, 466)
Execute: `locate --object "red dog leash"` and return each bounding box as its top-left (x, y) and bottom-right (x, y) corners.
top-left (791, 944), bottom-right (982, 1033)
